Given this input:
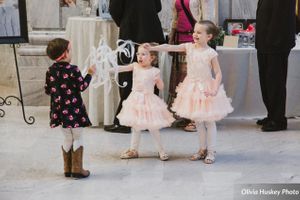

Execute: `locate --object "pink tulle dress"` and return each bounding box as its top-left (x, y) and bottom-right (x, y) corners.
top-left (171, 43), bottom-right (233, 122)
top-left (117, 63), bottom-right (175, 130)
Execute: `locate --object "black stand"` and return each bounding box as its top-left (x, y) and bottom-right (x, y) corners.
top-left (0, 44), bottom-right (35, 125)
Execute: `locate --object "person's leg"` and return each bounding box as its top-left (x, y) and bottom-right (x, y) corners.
top-left (70, 128), bottom-right (90, 178)
top-left (105, 52), bottom-right (133, 133)
top-left (149, 129), bottom-right (169, 161)
top-left (204, 121), bottom-right (217, 164)
top-left (60, 127), bottom-right (73, 177)
top-left (130, 128), bottom-right (141, 151)
top-left (60, 127), bottom-right (73, 152)
top-left (113, 71), bottom-right (133, 125)
top-left (262, 52), bottom-right (289, 131)
top-left (190, 122), bottom-right (207, 161)
top-left (257, 52), bottom-right (271, 123)
top-left (120, 128), bottom-right (140, 159)
top-left (71, 128), bottom-right (83, 151)
top-left (267, 52), bottom-right (289, 122)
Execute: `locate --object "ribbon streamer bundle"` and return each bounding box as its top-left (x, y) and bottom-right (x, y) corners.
top-left (83, 39), bottom-right (138, 92)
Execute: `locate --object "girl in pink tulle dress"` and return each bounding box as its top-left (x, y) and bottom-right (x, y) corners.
top-left (147, 20), bottom-right (233, 164)
top-left (116, 45), bottom-right (175, 161)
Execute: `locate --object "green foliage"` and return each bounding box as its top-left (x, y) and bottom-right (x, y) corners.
top-left (209, 27), bottom-right (225, 47)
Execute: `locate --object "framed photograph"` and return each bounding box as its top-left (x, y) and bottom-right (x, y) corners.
top-left (245, 19), bottom-right (256, 29)
top-left (0, 0), bottom-right (28, 44)
top-left (223, 19), bottom-right (246, 35)
top-left (98, 0), bottom-right (111, 19)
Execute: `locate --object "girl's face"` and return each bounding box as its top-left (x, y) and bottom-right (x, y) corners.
top-left (136, 47), bottom-right (153, 67)
top-left (192, 23), bottom-right (212, 45)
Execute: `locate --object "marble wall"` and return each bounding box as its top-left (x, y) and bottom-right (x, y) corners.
top-left (232, 0), bottom-right (258, 19)
top-left (27, 0), bottom-right (60, 29)
top-left (0, 45), bottom-right (17, 88)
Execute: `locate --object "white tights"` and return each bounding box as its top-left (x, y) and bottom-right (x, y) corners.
top-left (195, 121), bottom-right (217, 152)
top-left (130, 128), bottom-right (166, 155)
top-left (60, 127), bottom-right (83, 152)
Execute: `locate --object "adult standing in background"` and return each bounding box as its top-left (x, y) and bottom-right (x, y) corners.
top-left (296, 0), bottom-right (300, 33)
top-left (168, 0), bottom-right (218, 132)
top-left (255, 0), bottom-right (296, 131)
top-left (105, 0), bottom-right (165, 133)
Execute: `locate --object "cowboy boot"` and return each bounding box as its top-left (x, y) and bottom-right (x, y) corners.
top-left (71, 146), bottom-right (90, 179)
top-left (62, 146), bottom-right (72, 177)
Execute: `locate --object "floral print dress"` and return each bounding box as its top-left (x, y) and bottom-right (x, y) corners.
top-left (45, 62), bottom-right (92, 128)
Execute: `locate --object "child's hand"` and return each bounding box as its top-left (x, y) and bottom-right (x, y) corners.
top-left (142, 43), bottom-right (151, 50)
top-left (204, 89), bottom-right (217, 97)
top-left (88, 64), bottom-right (96, 75)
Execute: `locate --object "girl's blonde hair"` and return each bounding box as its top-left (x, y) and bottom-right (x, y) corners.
top-left (138, 43), bottom-right (159, 66)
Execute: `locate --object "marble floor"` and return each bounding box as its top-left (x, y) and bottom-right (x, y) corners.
top-left (0, 106), bottom-right (300, 200)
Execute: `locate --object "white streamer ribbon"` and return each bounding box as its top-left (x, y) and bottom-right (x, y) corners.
top-left (83, 38), bottom-right (138, 92)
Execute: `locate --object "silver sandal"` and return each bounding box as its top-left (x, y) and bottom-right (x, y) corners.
top-left (189, 149), bottom-right (207, 161)
top-left (204, 151), bottom-right (216, 164)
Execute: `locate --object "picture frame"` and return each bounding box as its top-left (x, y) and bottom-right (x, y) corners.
top-left (245, 19), bottom-right (256, 29)
top-left (0, 0), bottom-right (28, 44)
top-left (223, 19), bottom-right (246, 35)
top-left (98, 0), bottom-right (111, 19)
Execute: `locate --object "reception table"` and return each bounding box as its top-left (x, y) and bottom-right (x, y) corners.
top-left (65, 16), bottom-right (119, 126)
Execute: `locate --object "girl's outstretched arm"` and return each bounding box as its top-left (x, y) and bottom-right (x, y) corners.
top-left (108, 63), bottom-right (134, 73)
top-left (116, 64), bottom-right (134, 73)
top-left (144, 43), bottom-right (186, 52)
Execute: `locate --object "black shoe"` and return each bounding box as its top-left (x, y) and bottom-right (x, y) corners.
top-left (261, 120), bottom-right (287, 132)
top-left (104, 124), bottom-right (131, 133)
top-left (103, 124), bottom-right (116, 131)
top-left (256, 117), bottom-right (269, 126)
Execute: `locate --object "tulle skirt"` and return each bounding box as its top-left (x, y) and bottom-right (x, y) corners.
top-left (117, 91), bottom-right (175, 130)
top-left (171, 78), bottom-right (233, 122)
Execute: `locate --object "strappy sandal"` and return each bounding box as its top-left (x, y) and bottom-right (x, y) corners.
top-left (184, 122), bottom-right (197, 132)
top-left (120, 149), bottom-right (139, 159)
top-left (159, 152), bottom-right (169, 161)
top-left (204, 151), bottom-right (216, 164)
top-left (189, 149), bottom-right (207, 161)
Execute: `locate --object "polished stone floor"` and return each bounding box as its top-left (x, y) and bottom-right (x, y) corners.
top-left (0, 106), bottom-right (300, 200)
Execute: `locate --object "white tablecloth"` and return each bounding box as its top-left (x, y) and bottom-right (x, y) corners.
top-left (160, 46), bottom-right (300, 118)
top-left (65, 16), bottom-right (119, 126)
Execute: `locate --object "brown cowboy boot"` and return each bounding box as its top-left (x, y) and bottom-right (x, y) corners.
top-left (62, 146), bottom-right (72, 177)
top-left (71, 146), bottom-right (90, 179)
